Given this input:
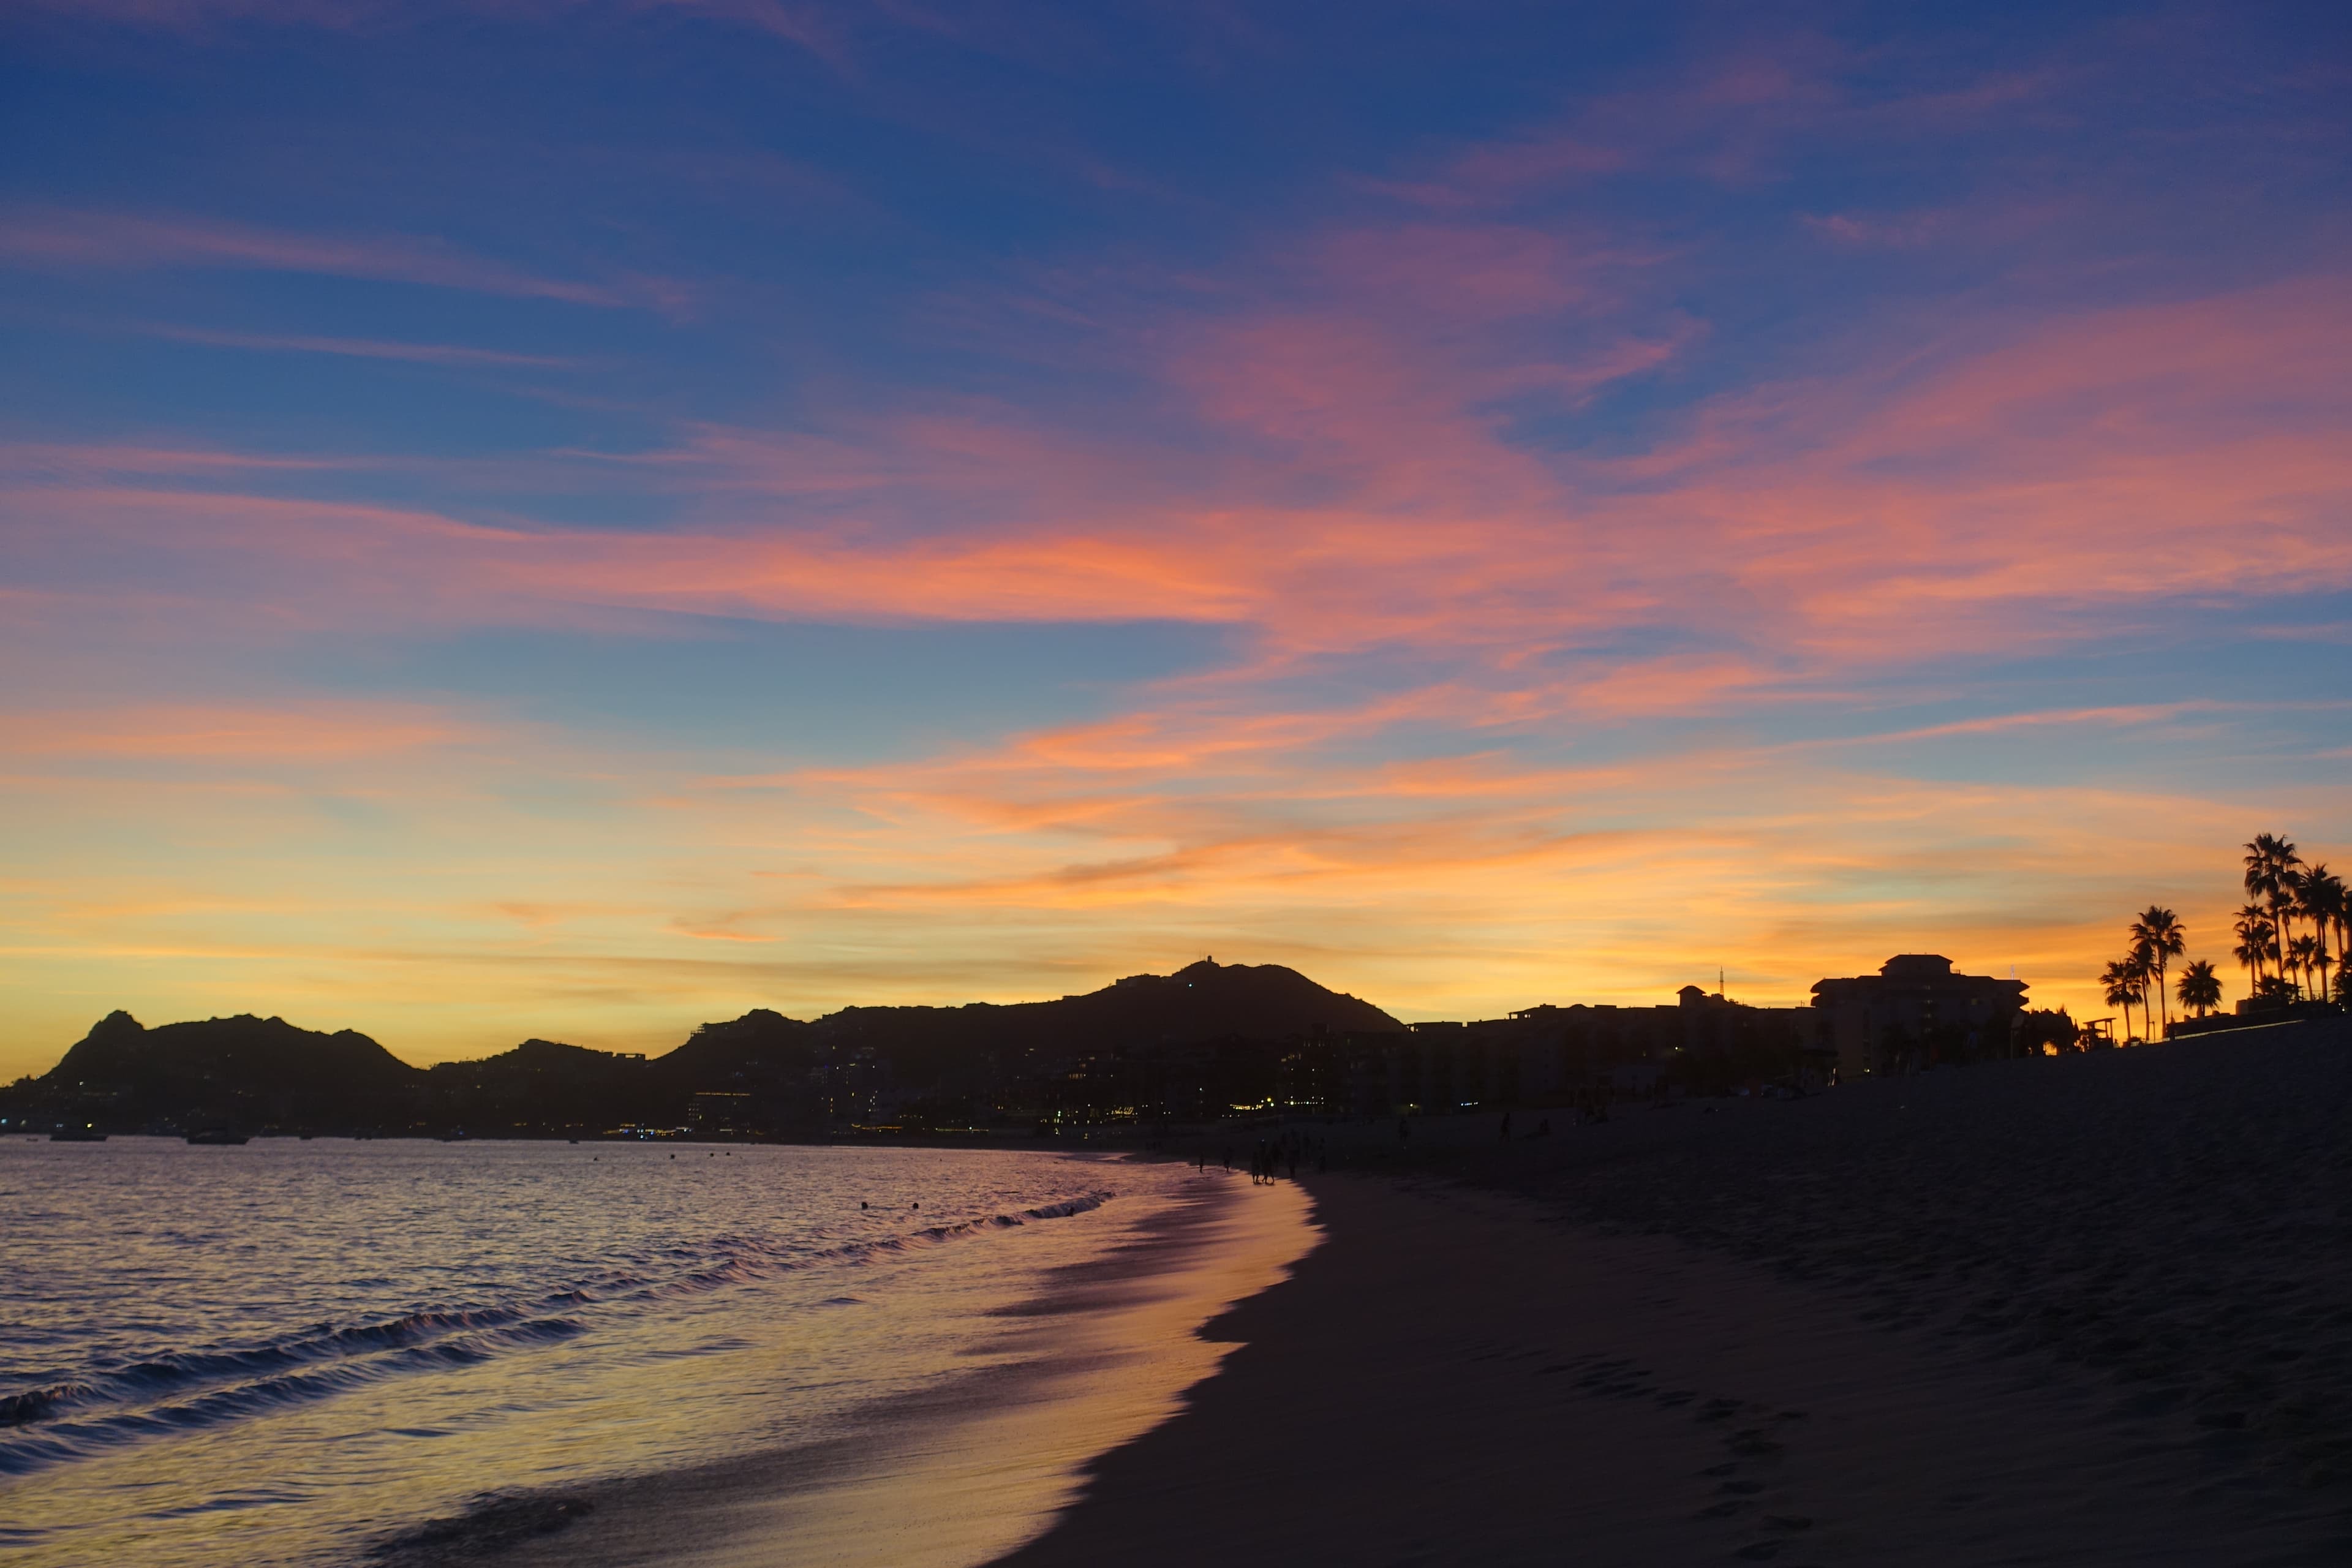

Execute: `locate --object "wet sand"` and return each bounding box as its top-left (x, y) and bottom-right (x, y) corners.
top-left (371, 1172), bottom-right (1314, 1568)
top-left (1000, 1019), bottom-right (2352, 1566)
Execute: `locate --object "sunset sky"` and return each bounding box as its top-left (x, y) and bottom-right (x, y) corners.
top-left (3, 1), bottom-right (2348, 1074)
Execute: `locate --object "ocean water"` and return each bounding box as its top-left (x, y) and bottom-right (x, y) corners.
top-left (0, 1137), bottom-right (1312, 1567)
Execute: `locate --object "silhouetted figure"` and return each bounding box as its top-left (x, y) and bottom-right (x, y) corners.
top-left (1398, 1117), bottom-right (1410, 1143)
top-left (1534, 1117), bottom-right (1550, 1137)
top-left (1499, 1111), bottom-right (1512, 1142)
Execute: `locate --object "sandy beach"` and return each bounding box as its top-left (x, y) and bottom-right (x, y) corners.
top-left (366, 1164), bottom-right (1313, 1568)
top-left (1001, 1018), bottom-right (2352, 1566)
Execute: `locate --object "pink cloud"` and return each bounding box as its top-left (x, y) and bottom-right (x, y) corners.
top-left (12, 272), bottom-right (2345, 690)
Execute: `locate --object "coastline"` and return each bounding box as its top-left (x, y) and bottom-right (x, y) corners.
top-left (998, 1022), bottom-right (2352, 1566)
top-left (373, 1158), bottom-right (1315, 1568)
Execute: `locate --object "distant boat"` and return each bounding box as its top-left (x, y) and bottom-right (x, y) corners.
top-left (437, 1129), bottom-right (470, 1142)
top-left (185, 1129), bottom-right (250, 1145)
top-left (50, 1127), bottom-right (107, 1142)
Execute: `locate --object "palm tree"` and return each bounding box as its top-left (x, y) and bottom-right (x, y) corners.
top-left (2130, 907), bottom-right (2185, 1038)
top-left (2245, 834), bottom-right (2304, 992)
top-left (2133, 948), bottom-right (2159, 1040)
top-left (2302, 864), bottom-right (2348, 991)
top-left (2234, 905), bottom-right (2272, 990)
top-left (2280, 868), bottom-right (2313, 994)
top-left (2176, 959), bottom-right (2223, 1019)
top-left (2101, 958), bottom-right (2143, 1043)
top-left (2289, 933), bottom-right (2324, 1003)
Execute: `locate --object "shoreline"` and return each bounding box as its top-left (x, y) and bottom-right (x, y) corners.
top-left (997, 1022), bottom-right (2352, 1566)
top-left (372, 1157), bottom-right (1316, 1568)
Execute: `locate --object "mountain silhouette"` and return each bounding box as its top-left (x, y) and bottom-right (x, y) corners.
top-left (792, 958), bottom-right (1395, 1067)
top-left (6, 959), bottom-right (1397, 1136)
top-left (36, 1010), bottom-right (424, 1129)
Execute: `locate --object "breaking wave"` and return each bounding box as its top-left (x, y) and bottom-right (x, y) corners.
top-left (0, 1189), bottom-right (1113, 1477)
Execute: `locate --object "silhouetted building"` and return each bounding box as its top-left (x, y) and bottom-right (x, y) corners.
top-left (1810, 954), bottom-right (2027, 1076)
top-left (687, 1091), bottom-right (752, 1133)
top-left (1333, 984), bottom-right (1823, 1112)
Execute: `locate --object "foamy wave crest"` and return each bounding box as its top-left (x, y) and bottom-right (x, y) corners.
top-left (0, 1186), bottom-right (1115, 1476)
top-left (0, 1315), bottom-right (588, 1476)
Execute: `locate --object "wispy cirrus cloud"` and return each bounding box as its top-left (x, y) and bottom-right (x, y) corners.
top-left (12, 0), bottom-right (859, 75)
top-left (0, 210), bottom-right (688, 312)
top-left (138, 323), bottom-right (594, 369)
top-left (0, 701), bottom-right (491, 763)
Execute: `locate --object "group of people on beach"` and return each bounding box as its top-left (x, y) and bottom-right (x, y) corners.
top-left (1202, 1128), bottom-right (1326, 1183)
